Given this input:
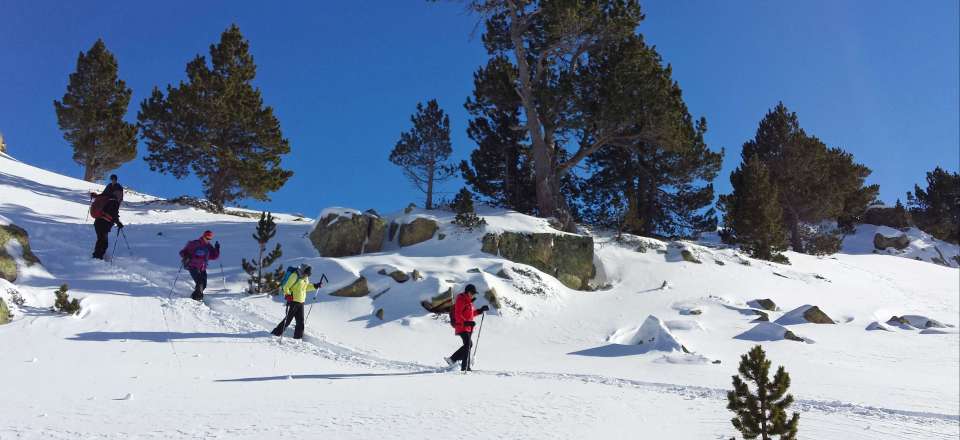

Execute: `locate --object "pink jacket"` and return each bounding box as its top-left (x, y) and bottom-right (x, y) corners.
top-left (179, 239), bottom-right (219, 271)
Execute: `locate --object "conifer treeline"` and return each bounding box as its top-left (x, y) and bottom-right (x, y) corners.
top-left (53, 25), bottom-right (291, 211)
top-left (50, 5), bottom-right (955, 250)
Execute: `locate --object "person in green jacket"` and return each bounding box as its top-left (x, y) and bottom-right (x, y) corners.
top-left (271, 264), bottom-right (323, 339)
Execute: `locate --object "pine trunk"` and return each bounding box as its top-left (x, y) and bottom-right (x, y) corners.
top-left (507, 7), bottom-right (571, 231)
top-left (786, 208), bottom-right (803, 253)
top-left (426, 162), bottom-right (435, 210)
top-left (83, 161), bottom-right (96, 183)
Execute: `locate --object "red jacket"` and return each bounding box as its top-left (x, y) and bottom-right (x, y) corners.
top-left (453, 292), bottom-right (481, 334)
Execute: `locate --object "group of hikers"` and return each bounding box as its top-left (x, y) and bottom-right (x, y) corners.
top-left (88, 175), bottom-right (489, 371)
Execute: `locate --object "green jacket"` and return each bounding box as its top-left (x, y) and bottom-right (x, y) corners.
top-left (282, 273), bottom-right (312, 303)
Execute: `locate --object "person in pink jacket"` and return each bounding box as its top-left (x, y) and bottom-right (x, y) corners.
top-left (445, 284), bottom-right (489, 371)
top-left (179, 230), bottom-right (220, 301)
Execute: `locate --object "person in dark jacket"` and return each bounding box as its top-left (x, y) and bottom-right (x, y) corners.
top-left (178, 230), bottom-right (220, 301)
top-left (271, 264), bottom-right (323, 339)
top-left (101, 174), bottom-right (124, 204)
top-left (444, 284), bottom-right (489, 371)
top-left (91, 195), bottom-right (122, 260)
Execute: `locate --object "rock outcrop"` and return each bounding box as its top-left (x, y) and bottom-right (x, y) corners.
top-left (329, 276), bottom-right (370, 297)
top-left (0, 297), bottom-right (9, 325)
top-left (481, 232), bottom-right (595, 290)
top-left (775, 305), bottom-right (835, 325)
top-left (309, 210), bottom-right (386, 257)
top-left (873, 233), bottom-right (910, 251)
top-left (398, 218), bottom-right (439, 247)
top-left (748, 298), bottom-right (778, 311)
top-left (0, 223), bottom-right (41, 282)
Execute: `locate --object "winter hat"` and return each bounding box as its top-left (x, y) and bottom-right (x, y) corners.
top-left (301, 264), bottom-right (312, 276)
top-left (465, 284), bottom-right (477, 294)
top-left (202, 230), bottom-right (214, 240)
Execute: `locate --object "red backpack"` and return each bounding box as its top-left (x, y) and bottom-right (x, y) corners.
top-left (90, 194), bottom-right (110, 219)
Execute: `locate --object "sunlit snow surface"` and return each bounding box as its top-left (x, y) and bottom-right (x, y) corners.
top-left (0, 151), bottom-right (957, 439)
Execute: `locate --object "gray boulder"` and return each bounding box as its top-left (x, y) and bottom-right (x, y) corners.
top-left (0, 223), bottom-right (41, 282)
top-left (749, 298), bottom-right (778, 311)
top-left (329, 276), bottom-right (370, 297)
top-left (481, 232), bottom-right (595, 290)
top-left (398, 218), bottom-right (439, 247)
top-left (309, 211), bottom-right (386, 257)
top-left (0, 298), bottom-right (9, 325)
top-left (802, 306), bottom-right (835, 324)
top-left (873, 233), bottom-right (910, 251)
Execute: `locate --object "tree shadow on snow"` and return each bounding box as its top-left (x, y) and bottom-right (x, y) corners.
top-left (67, 330), bottom-right (270, 342)
top-left (215, 371), bottom-right (435, 383)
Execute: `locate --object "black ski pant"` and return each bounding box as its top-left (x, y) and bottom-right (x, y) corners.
top-left (92, 219), bottom-right (113, 259)
top-left (450, 332), bottom-right (473, 371)
top-left (189, 268), bottom-right (207, 301)
top-left (272, 302), bottom-right (305, 339)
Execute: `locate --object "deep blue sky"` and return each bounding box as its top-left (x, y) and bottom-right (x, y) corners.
top-left (1, 1), bottom-right (957, 217)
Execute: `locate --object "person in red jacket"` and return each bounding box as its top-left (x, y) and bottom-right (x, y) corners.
top-left (178, 230), bottom-right (220, 301)
top-left (445, 284), bottom-right (489, 372)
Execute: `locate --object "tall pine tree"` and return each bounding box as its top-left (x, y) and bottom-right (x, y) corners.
top-left (460, 56), bottom-right (537, 214)
top-left (719, 155), bottom-right (789, 263)
top-left (907, 167), bottom-right (960, 243)
top-left (739, 103), bottom-right (878, 253)
top-left (579, 35), bottom-right (722, 238)
top-left (138, 24), bottom-right (292, 211)
top-left (453, 0), bottom-right (646, 230)
top-left (389, 99), bottom-right (456, 210)
top-left (54, 39), bottom-right (137, 182)
top-left (727, 345), bottom-right (800, 440)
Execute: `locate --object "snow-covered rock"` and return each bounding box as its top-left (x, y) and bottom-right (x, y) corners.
top-left (608, 315), bottom-right (690, 353)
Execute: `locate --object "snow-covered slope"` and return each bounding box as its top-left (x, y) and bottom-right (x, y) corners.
top-left (1, 152), bottom-right (957, 439)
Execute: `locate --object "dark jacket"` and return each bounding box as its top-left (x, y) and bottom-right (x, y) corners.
top-left (101, 182), bottom-right (124, 203)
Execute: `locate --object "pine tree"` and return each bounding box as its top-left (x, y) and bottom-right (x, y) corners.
top-left (460, 56), bottom-right (537, 214)
top-left (241, 212), bottom-right (284, 294)
top-left (907, 167), bottom-right (960, 243)
top-left (389, 99), bottom-right (456, 210)
top-left (719, 155), bottom-right (789, 263)
top-left (727, 345), bottom-right (800, 440)
top-left (452, 0), bottom-right (647, 231)
top-left (138, 24), bottom-right (292, 211)
top-left (579, 36), bottom-right (722, 238)
top-left (740, 103), bottom-right (877, 252)
top-left (53, 39), bottom-right (137, 182)
top-left (53, 284), bottom-right (81, 315)
top-left (452, 188), bottom-right (487, 230)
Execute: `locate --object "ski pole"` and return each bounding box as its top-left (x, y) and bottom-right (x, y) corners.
top-left (219, 261), bottom-right (227, 291)
top-left (109, 228), bottom-right (121, 264)
top-left (304, 274), bottom-right (327, 323)
top-left (169, 264), bottom-right (184, 299)
top-left (472, 312), bottom-right (486, 365)
top-left (119, 228), bottom-right (132, 256)
top-left (278, 302), bottom-right (290, 345)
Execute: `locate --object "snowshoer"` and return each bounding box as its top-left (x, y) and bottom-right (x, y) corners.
top-left (100, 174), bottom-right (124, 204)
top-left (444, 284), bottom-right (489, 371)
top-left (271, 264), bottom-right (322, 339)
top-left (91, 193), bottom-right (122, 260)
top-left (179, 230), bottom-right (220, 301)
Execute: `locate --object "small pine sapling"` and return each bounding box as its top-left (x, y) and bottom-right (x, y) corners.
top-left (727, 345), bottom-right (799, 440)
top-left (53, 284), bottom-right (81, 315)
top-left (452, 188), bottom-right (486, 230)
top-left (241, 212), bottom-right (284, 294)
